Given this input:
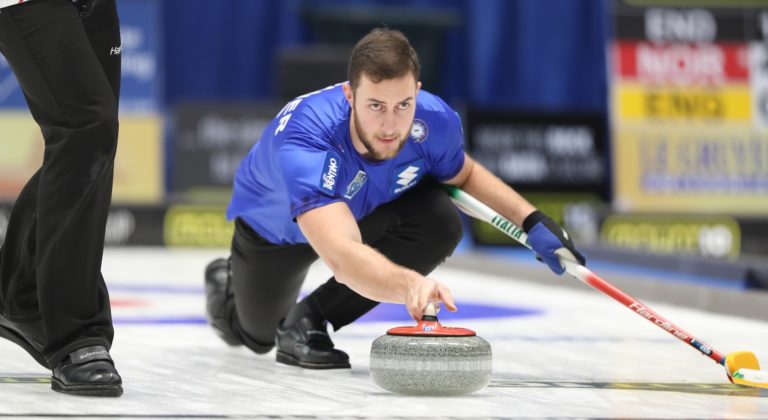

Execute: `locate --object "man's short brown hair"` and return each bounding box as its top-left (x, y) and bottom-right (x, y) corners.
top-left (348, 28), bottom-right (420, 90)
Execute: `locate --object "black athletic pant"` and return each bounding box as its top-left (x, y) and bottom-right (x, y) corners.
top-left (228, 183), bottom-right (463, 354)
top-left (0, 0), bottom-right (120, 369)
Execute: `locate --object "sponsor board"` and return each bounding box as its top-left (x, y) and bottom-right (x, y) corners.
top-left (613, 41), bottom-right (749, 85)
top-left (103, 206), bottom-right (165, 246)
top-left (0, 203), bottom-right (165, 246)
top-left (612, 125), bottom-right (768, 214)
top-left (172, 103), bottom-right (280, 202)
top-left (614, 83), bottom-right (752, 121)
top-left (0, 112), bottom-right (43, 198)
top-left (600, 214), bottom-right (741, 259)
top-left (613, 3), bottom-right (755, 43)
top-left (117, 0), bottom-right (163, 112)
top-left (610, 1), bottom-right (768, 218)
top-left (113, 115), bottom-right (164, 203)
top-left (467, 111), bottom-right (608, 196)
top-left (0, 113), bottom-right (163, 203)
top-left (163, 206), bottom-right (233, 248)
top-left (749, 42), bottom-right (768, 128)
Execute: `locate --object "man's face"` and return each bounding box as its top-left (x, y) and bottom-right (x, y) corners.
top-left (344, 74), bottom-right (421, 161)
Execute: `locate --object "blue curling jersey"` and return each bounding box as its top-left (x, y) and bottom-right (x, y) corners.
top-left (227, 83), bottom-right (465, 244)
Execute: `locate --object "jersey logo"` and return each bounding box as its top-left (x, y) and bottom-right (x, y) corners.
top-left (343, 170), bottom-right (368, 199)
top-left (319, 152), bottom-right (341, 196)
top-left (391, 160), bottom-right (425, 195)
top-left (410, 119), bottom-right (428, 143)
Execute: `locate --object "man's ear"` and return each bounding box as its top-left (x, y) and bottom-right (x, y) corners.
top-left (342, 82), bottom-right (354, 105)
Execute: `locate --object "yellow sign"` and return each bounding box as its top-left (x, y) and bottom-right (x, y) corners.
top-left (601, 215), bottom-right (740, 259)
top-left (113, 115), bottom-right (164, 203)
top-left (164, 206), bottom-right (233, 248)
top-left (612, 125), bottom-right (768, 214)
top-left (614, 83), bottom-right (752, 122)
top-left (0, 112), bottom-right (44, 198)
top-left (0, 112), bottom-right (163, 203)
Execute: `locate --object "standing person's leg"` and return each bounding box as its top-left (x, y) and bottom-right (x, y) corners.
top-left (0, 170), bottom-right (46, 366)
top-left (0, 0), bottom-right (121, 396)
top-left (205, 219), bottom-right (319, 354)
top-left (276, 182), bottom-right (463, 368)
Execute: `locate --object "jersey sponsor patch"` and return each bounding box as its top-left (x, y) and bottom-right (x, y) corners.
top-left (410, 119), bottom-right (429, 143)
top-left (319, 152), bottom-right (341, 196)
top-left (391, 159), bottom-right (425, 195)
top-left (343, 170), bottom-right (368, 200)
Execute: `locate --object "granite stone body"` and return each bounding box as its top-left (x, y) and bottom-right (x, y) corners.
top-left (370, 334), bottom-right (492, 396)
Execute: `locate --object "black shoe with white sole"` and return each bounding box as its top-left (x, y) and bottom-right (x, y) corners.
top-left (51, 346), bottom-right (122, 397)
top-left (275, 302), bottom-right (350, 369)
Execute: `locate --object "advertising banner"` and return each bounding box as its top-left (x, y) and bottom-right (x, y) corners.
top-left (0, 113), bottom-right (163, 203)
top-left (600, 214), bottom-right (741, 259)
top-left (613, 125), bottom-right (767, 214)
top-left (116, 0), bottom-right (163, 113)
top-left (467, 111), bottom-right (609, 196)
top-left (610, 1), bottom-right (768, 216)
top-left (171, 104), bottom-right (281, 202)
top-left (0, 0), bottom-right (164, 203)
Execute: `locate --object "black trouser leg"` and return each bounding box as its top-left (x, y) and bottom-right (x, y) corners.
top-left (227, 183), bottom-right (463, 353)
top-left (307, 183), bottom-right (463, 330)
top-left (0, 170), bottom-right (42, 338)
top-left (0, 0), bottom-right (121, 368)
top-left (229, 219), bottom-right (318, 354)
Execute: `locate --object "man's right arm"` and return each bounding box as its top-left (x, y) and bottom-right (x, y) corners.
top-left (297, 201), bottom-right (456, 320)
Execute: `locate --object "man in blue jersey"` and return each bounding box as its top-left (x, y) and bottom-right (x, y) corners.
top-left (205, 28), bottom-right (585, 369)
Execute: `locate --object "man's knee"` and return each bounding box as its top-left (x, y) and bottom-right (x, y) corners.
top-left (59, 113), bottom-right (119, 166)
top-left (86, 112), bottom-right (119, 155)
top-left (64, 95), bottom-right (119, 157)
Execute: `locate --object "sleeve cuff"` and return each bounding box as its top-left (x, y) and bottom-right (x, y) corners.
top-left (522, 210), bottom-right (545, 233)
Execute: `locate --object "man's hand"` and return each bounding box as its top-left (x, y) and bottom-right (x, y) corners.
top-left (405, 275), bottom-right (457, 321)
top-left (299, 202), bottom-right (459, 318)
top-left (523, 210), bottom-right (586, 275)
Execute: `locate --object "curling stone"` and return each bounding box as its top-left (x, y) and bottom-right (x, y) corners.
top-left (370, 304), bottom-right (492, 396)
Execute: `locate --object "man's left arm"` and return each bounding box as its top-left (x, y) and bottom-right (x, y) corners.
top-left (443, 153), bottom-right (586, 274)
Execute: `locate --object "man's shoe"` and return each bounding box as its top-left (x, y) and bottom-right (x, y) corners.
top-left (51, 346), bottom-right (122, 397)
top-left (204, 258), bottom-right (241, 346)
top-left (275, 303), bottom-right (350, 369)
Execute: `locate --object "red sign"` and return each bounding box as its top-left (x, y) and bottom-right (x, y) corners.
top-left (614, 41), bottom-right (749, 85)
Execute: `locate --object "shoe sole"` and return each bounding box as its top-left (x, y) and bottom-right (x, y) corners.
top-left (51, 377), bottom-right (123, 397)
top-left (276, 350), bottom-right (351, 369)
top-left (0, 323), bottom-right (48, 368)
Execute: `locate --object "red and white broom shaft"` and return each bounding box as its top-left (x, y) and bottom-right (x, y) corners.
top-left (566, 261), bottom-right (726, 365)
top-left (443, 185), bottom-right (727, 366)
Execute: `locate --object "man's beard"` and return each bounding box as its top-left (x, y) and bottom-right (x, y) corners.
top-left (353, 108), bottom-right (409, 162)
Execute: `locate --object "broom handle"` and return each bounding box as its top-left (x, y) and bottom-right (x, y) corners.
top-left (442, 185), bottom-right (726, 366)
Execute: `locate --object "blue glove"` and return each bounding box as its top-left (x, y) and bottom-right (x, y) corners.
top-left (522, 210), bottom-right (586, 275)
